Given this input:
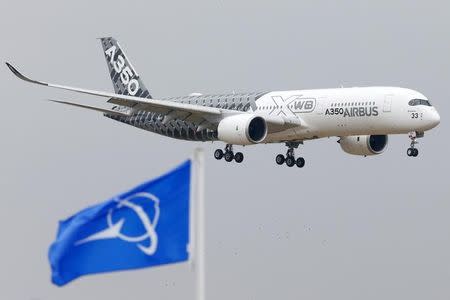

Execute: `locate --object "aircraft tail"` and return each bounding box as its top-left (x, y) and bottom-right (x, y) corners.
top-left (99, 37), bottom-right (152, 98)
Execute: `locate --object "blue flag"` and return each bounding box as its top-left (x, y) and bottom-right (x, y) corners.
top-left (49, 160), bottom-right (191, 286)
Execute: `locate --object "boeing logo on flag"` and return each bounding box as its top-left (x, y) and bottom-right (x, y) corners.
top-left (74, 192), bottom-right (160, 256)
top-left (49, 160), bottom-right (191, 286)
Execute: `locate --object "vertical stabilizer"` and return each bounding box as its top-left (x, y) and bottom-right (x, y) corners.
top-left (99, 37), bottom-right (152, 98)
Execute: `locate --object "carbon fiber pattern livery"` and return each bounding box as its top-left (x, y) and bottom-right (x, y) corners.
top-left (162, 92), bottom-right (262, 111)
top-left (100, 37), bottom-right (152, 98)
top-left (107, 111), bottom-right (219, 141)
top-left (105, 91), bottom-right (267, 141)
top-left (98, 37), bottom-right (266, 141)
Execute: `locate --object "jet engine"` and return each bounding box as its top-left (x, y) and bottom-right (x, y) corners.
top-left (339, 135), bottom-right (388, 156)
top-left (217, 115), bottom-right (267, 145)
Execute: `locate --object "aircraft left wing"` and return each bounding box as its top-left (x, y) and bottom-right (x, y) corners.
top-left (6, 62), bottom-right (302, 132)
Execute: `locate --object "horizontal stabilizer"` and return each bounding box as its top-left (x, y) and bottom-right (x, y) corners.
top-left (47, 99), bottom-right (130, 116)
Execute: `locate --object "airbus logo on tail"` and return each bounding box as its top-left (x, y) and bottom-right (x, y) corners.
top-left (104, 45), bottom-right (140, 96)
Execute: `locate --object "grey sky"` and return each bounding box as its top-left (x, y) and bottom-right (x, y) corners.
top-left (1, 0), bottom-right (449, 299)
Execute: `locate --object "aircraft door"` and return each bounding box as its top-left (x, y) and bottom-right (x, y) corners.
top-left (383, 95), bottom-right (393, 112)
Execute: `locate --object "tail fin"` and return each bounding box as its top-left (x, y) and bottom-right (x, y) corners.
top-left (99, 37), bottom-right (152, 98)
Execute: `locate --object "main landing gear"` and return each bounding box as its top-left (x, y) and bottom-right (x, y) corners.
top-left (407, 131), bottom-right (422, 157)
top-left (214, 144), bottom-right (244, 163)
top-left (275, 142), bottom-right (305, 168)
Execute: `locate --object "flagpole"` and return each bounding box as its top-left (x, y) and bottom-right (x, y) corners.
top-left (191, 148), bottom-right (206, 300)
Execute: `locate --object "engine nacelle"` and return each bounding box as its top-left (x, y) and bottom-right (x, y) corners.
top-left (339, 135), bottom-right (388, 156)
top-left (217, 115), bottom-right (267, 145)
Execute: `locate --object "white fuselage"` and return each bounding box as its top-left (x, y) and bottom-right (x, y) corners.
top-left (252, 87), bottom-right (440, 143)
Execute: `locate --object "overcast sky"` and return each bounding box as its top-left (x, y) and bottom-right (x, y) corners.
top-left (1, 1), bottom-right (449, 299)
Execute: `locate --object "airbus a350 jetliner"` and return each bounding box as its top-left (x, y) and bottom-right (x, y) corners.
top-left (6, 37), bottom-right (440, 168)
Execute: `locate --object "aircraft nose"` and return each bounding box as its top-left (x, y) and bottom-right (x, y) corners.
top-left (430, 110), bottom-right (440, 128)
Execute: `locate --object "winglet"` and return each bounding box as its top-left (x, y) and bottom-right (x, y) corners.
top-left (5, 62), bottom-right (48, 86)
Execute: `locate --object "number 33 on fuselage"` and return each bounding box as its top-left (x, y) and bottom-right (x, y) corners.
top-left (5, 37), bottom-right (440, 169)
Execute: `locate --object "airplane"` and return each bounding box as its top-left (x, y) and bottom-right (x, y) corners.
top-left (6, 37), bottom-right (440, 168)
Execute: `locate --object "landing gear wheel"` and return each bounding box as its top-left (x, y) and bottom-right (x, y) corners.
top-left (296, 157), bottom-right (305, 168)
top-left (234, 152), bottom-right (244, 163)
top-left (407, 148), bottom-right (414, 157)
top-left (224, 151), bottom-right (234, 162)
top-left (407, 131), bottom-right (422, 158)
top-left (214, 149), bottom-right (224, 160)
top-left (286, 156), bottom-right (295, 167)
top-left (278, 142), bottom-right (305, 168)
top-left (276, 154), bottom-right (285, 165)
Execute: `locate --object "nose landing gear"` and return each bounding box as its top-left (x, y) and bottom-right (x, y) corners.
top-left (276, 142), bottom-right (305, 168)
top-left (214, 144), bottom-right (244, 163)
top-left (407, 148), bottom-right (418, 157)
top-left (407, 131), bottom-right (422, 157)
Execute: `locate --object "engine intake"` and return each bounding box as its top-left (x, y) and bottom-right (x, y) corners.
top-left (217, 115), bottom-right (268, 145)
top-left (340, 135), bottom-right (388, 156)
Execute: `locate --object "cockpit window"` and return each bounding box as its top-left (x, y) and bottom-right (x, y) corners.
top-left (409, 99), bottom-right (432, 106)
